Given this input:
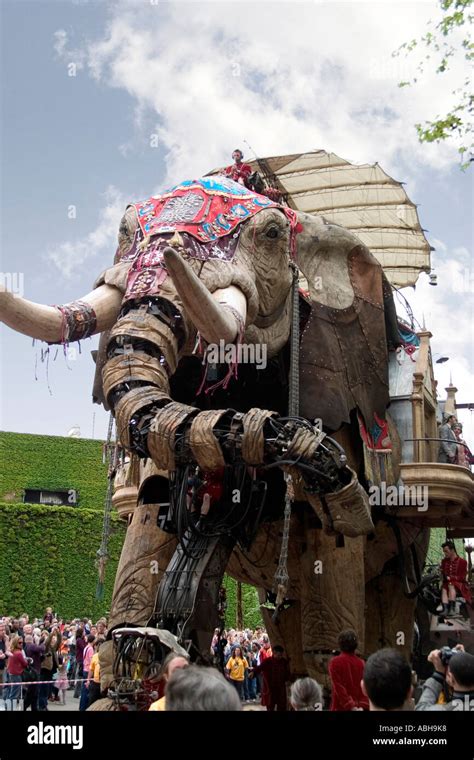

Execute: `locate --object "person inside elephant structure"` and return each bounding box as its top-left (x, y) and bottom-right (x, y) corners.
top-left (439, 540), bottom-right (472, 617)
top-left (148, 651), bottom-right (190, 711)
top-left (250, 644), bottom-right (290, 711)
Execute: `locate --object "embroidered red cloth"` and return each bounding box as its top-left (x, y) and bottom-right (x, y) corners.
top-left (124, 177), bottom-right (302, 302)
top-left (132, 176), bottom-right (278, 244)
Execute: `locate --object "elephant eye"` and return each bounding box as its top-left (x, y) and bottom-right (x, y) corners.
top-left (266, 226), bottom-right (279, 239)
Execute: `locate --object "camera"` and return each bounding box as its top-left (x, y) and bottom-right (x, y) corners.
top-left (439, 646), bottom-right (458, 665)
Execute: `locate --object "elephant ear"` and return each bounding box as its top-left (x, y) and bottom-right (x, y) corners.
top-left (296, 217), bottom-right (397, 432)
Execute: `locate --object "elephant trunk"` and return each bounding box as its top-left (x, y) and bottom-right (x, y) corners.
top-left (163, 247), bottom-right (247, 345)
top-left (0, 283), bottom-right (123, 344)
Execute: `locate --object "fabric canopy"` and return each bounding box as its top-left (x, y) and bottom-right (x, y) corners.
top-left (210, 150), bottom-right (432, 288)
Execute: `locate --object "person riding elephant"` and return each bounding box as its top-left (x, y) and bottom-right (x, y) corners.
top-left (223, 148), bottom-right (253, 187)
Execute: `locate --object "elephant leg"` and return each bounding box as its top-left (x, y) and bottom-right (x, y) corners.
top-left (226, 515), bottom-right (306, 675)
top-left (365, 575), bottom-right (417, 658)
top-left (108, 502), bottom-right (177, 628)
top-left (365, 524), bottom-right (429, 660)
top-left (300, 516), bottom-right (365, 688)
top-left (259, 592), bottom-right (307, 678)
top-left (158, 533), bottom-right (236, 657)
top-left (100, 501), bottom-right (177, 689)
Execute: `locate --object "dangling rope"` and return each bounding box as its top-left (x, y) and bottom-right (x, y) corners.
top-left (273, 262), bottom-right (300, 614)
top-left (96, 413), bottom-right (117, 600)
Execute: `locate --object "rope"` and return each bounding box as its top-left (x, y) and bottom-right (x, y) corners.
top-left (273, 262), bottom-right (300, 611)
top-left (288, 262), bottom-right (300, 418)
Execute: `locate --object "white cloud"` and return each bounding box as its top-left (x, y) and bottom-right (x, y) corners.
top-left (53, 0), bottom-right (469, 188)
top-left (53, 29), bottom-right (85, 72)
top-left (53, 29), bottom-right (68, 58)
top-left (45, 185), bottom-right (125, 278)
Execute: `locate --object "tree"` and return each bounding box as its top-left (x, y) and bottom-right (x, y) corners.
top-left (394, 0), bottom-right (473, 168)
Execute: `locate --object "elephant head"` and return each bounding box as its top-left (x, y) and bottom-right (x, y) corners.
top-left (1, 176), bottom-right (395, 423)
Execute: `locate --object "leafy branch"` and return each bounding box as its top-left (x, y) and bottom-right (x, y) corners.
top-left (394, 0), bottom-right (473, 168)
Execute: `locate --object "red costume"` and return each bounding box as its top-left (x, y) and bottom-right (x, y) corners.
top-left (441, 555), bottom-right (472, 604)
top-left (259, 644), bottom-right (272, 662)
top-left (328, 652), bottom-right (369, 711)
top-left (224, 161), bottom-right (253, 187)
top-left (253, 656), bottom-right (290, 711)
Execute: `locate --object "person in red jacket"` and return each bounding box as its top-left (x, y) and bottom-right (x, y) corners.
top-left (6, 635), bottom-right (28, 704)
top-left (328, 630), bottom-right (369, 711)
top-left (224, 149), bottom-right (253, 187)
top-left (440, 540), bottom-right (472, 616)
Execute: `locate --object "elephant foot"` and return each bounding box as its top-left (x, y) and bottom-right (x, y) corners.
top-left (306, 468), bottom-right (373, 537)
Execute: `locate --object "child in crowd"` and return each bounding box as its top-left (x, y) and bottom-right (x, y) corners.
top-left (54, 660), bottom-right (69, 705)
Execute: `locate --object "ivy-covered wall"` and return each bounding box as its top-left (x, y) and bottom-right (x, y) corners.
top-left (0, 431), bottom-right (125, 619)
top-left (426, 528), bottom-right (465, 566)
top-left (0, 503), bottom-right (125, 619)
top-left (0, 431), bottom-right (265, 626)
top-left (0, 431), bottom-right (108, 509)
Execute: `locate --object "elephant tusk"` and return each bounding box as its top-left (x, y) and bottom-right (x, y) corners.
top-left (0, 283), bottom-right (123, 343)
top-left (162, 247), bottom-right (247, 344)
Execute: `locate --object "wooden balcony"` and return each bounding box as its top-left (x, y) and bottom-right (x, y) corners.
top-left (387, 329), bottom-right (474, 529)
top-left (394, 462), bottom-right (474, 527)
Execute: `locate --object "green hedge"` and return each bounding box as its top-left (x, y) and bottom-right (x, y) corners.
top-left (0, 432), bottom-right (107, 509)
top-left (0, 431), bottom-right (263, 625)
top-left (223, 576), bottom-right (263, 630)
top-left (0, 502), bottom-right (125, 619)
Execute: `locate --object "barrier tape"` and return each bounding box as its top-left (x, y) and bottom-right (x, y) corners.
top-left (0, 677), bottom-right (89, 688)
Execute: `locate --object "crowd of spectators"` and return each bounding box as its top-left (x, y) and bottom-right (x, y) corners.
top-left (1, 611), bottom-right (473, 713)
top-left (0, 608), bottom-right (107, 711)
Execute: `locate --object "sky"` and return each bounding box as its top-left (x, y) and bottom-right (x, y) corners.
top-left (0, 0), bottom-right (472, 448)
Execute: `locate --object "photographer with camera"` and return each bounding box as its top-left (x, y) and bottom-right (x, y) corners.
top-left (416, 645), bottom-right (474, 711)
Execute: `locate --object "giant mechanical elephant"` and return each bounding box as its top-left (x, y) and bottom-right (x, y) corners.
top-left (0, 175), bottom-right (428, 687)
